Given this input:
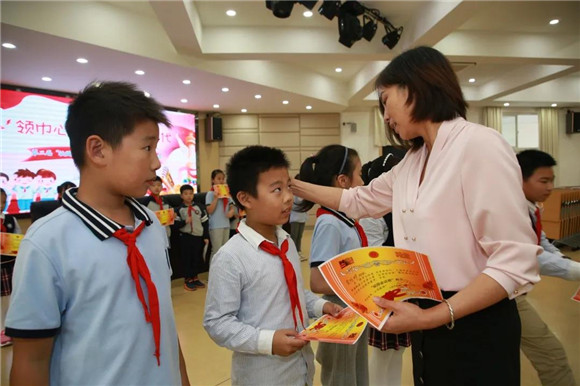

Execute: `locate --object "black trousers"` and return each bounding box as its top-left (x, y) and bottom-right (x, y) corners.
top-left (179, 233), bottom-right (205, 279)
top-left (410, 291), bottom-right (521, 386)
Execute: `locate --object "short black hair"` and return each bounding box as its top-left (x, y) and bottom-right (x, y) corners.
top-left (375, 46), bottom-right (467, 151)
top-left (57, 181), bottom-right (77, 195)
top-left (361, 153), bottom-right (403, 185)
top-left (65, 81), bottom-right (169, 168)
top-left (298, 144), bottom-right (359, 212)
top-left (516, 150), bottom-right (556, 181)
top-left (211, 169), bottom-right (225, 181)
top-left (180, 184), bottom-right (194, 194)
top-left (226, 146), bottom-right (289, 209)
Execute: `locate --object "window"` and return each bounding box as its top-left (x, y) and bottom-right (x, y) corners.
top-left (501, 113), bottom-right (539, 149)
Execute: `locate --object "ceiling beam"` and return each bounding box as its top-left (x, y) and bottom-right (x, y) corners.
top-left (149, 0), bottom-right (203, 55)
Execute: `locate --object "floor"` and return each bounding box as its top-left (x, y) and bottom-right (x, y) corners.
top-left (2, 230), bottom-right (579, 386)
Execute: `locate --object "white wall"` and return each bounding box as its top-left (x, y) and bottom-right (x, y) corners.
top-left (557, 109), bottom-right (580, 187)
top-left (340, 110), bottom-right (380, 164)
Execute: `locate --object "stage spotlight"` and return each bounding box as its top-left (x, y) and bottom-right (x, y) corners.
top-left (338, 10), bottom-right (362, 47)
top-left (362, 15), bottom-right (377, 41)
top-left (341, 0), bottom-right (364, 16)
top-left (318, 0), bottom-right (341, 20)
top-left (265, 1), bottom-right (295, 18)
top-left (299, 1), bottom-right (318, 10)
top-left (382, 26), bottom-right (402, 49)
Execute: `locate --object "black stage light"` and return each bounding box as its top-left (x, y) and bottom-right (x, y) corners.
top-left (340, 0), bottom-right (364, 16)
top-left (362, 15), bottom-right (377, 41)
top-left (338, 10), bottom-right (362, 47)
top-left (318, 0), bottom-right (341, 20)
top-left (299, 1), bottom-right (318, 10)
top-left (382, 26), bottom-right (403, 49)
top-left (265, 0), bottom-right (295, 18)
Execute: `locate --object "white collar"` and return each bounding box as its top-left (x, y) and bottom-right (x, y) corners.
top-left (237, 219), bottom-right (289, 251)
top-left (527, 201), bottom-right (540, 213)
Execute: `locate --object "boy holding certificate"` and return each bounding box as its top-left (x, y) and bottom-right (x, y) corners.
top-left (203, 145), bottom-right (341, 386)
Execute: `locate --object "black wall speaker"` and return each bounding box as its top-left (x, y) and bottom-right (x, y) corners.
top-left (205, 116), bottom-right (223, 142)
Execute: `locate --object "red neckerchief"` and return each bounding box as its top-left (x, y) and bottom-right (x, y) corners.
top-left (534, 207), bottom-right (542, 245)
top-left (0, 218), bottom-right (6, 232)
top-left (187, 204), bottom-right (195, 233)
top-left (112, 222), bottom-right (161, 365)
top-left (316, 207), bottom-right (368, 247)
top-left (259, 238), bottom-right (304, 330)
top-left (151, 195), bottom-right (164, 211)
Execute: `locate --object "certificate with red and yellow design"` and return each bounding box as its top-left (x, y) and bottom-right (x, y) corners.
top-left (298, 308), bottom-right (367, 345)
top-left (213, 184), bottom-right (231, 199)
top-left (1, 232), bottom-right (24, 256)
top-left (319, 246), bottom-right (443, 330)
top-left (155, 208), bottom-right (175, 226)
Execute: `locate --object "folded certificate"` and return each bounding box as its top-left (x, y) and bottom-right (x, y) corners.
top-left (298, 308), bottom-right (367, 345)
top-left (155, 208), bottom-right (175, 226)
top-left (213, 184), bottom-right (231, 199)
top-left (1, 232), bottom-right (24, 256)
top-left (318, 246), bottom-right (443, 330)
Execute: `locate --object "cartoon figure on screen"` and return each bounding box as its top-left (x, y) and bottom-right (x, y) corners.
top-left (35, 169), bottom-right (58, 201)
top-left (164, 131), bottom-right (197, 189)
top-left (10, 169), bottom-right (36, 212)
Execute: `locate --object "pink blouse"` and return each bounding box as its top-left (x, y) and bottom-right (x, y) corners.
top-left (339, 118), bottom-right (541, 297)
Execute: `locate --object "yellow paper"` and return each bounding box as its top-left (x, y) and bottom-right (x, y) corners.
top-left (319, 246), bottom-right (443, 330)
top-left (298, 308), bottom-right (367, 345)
top-left (213, 184), bottom-right (231, 199)
top-left (1, 233), bottom-right (24, 256)
top-left (155, 208), bottom-right (175, 226)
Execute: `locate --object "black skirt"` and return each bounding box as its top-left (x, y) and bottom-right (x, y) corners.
top-left (410, 291), bottom-right (520, 386)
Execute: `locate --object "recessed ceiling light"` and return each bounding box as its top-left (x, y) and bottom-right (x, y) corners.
top-left (135, 70), bottom-right (145, 75)
top-left (255, 94), bottom-right (262, 99)
top-left (306, 105), bottom-right (312, 110)
top-left (335, 67), bottom-right (343, 73)
top-left (41, 76), bottom-right (52, 82)
top-left (213, 104), bottom-right (220, 109)
top-left (551, 103), bottom-right (558, 107)
top-left (76, 58), bottom-right (88, 64)
top-left (182, 79), bottom-right (191, 85)
top-left (282, 100), bottom-right (289, 105)
top-left (180, 98), bottom-right (188, 103)
top-left (503, 102), bottom-right (510, 107)
top-left (221, 87), bottom-right (229, 92)
top-left (2, 43), bottom-right (16, 49)
top-left (549, 19), bottom-right (559, 25)
top-left (468, 78), bottom-right (476, 83)
top-left (144, 91), bottom-right (150, 97)
top-left (303, 10), bottom-right (313, 17)
top-left (226, 9), bottom-right (236, 17)
top-left (241, 108), bottom-right (247, 113)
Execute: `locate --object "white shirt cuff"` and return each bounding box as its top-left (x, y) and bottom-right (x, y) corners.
top-left (313, 298), bottom-right (328, 318)
top-left (257, 329), bottom-right (276, 355)
top-left (565, 260), bottom-right (580, 281)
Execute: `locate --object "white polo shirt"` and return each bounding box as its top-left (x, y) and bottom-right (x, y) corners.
top-left (6, 188), bottom-right (181, 385)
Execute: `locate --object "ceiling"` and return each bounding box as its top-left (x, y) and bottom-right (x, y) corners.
top-left (1, 1), bottom-right (579, 115)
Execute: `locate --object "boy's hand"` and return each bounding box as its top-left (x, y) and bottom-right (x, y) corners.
top-left (322, 302), bottom-right (343, 317)
top-left (204, 239), bottom-right (209, 244)
top-left (272, 329), bottom-right (307, 356)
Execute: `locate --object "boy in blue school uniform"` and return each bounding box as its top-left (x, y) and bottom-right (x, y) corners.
top-left (203, 145), bottom-right (341, 386)
top-left (5, 82), bottom-right (190, 385)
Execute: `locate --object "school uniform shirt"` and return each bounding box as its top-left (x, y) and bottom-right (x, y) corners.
top-left (203, 219), bottom-right (327, 386)
top-left (529, 202), bottom-right (580, 281)
top-left (290, 197), bottom-right (308, 224)
top-left (205, 190), bottom-right (233, 230)
top-left (176, 203), bottom-right (209, 238)
top-left (145, 195), bottom-right (172, 239)
top-left (339, 117), bottom-right (541, 298)
top-left (358, 217), bottom-right (389, 247)
top-left (5, 188), bottom-right (181, 386)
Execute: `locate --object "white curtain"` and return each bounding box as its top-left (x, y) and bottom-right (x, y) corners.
top-left (482, 107), bottom-right (503, 133)
top-left (372, 106), bottom-right (390, 146)
top-left (538, 107), bottom-right (559, 162)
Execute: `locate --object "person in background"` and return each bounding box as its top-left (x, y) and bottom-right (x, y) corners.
top-left (516, 149), bottom-right (578, 386)
top-left (175, 184), bottom-right (209, 291)
top-left (359, 154), bottom-right (410, 386)
top-left (1, 188), bottom-right (22, 347)
top-left (204, 145), bottom-right (341, 386)
top-left (289, 174), bottom-right (308, 261)
top-left (145, 176), bottom-right (172, 242)
top-left (205, 169), bottom-right (235, 262)
top-left (290, 46), bottom-right (540, 386)
top-left (57, 181), bottom-right (77, 202)
top-left (5, 81), bottom-right (189, 385)
top-left (298, 144), bottom-right (369, 386)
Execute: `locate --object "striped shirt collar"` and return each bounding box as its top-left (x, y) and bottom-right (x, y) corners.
top-left (62, 187), bottom-right (153, 241)
top-left (318, 206), bottom-right (356, 227)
